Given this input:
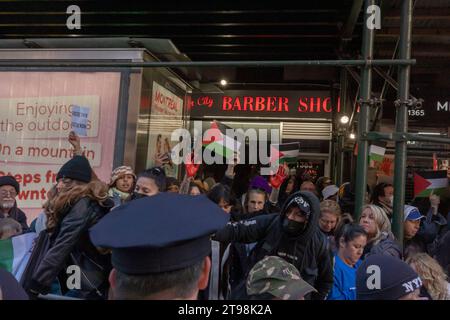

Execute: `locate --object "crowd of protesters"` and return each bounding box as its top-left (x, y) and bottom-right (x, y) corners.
top-left (0, 132), bottom-right (450, 300)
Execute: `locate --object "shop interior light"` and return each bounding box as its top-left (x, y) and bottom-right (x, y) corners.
top-left (220, 79), bottom-right (228, 86)
top-left (418, 132), bottom-right (440, 135)
top-left (349, 133), bottom-right (356, 139)
top-left (340, 115), bottom-right (350, 124)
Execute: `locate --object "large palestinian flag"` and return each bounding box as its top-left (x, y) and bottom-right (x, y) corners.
top-left (414, 170), bottom-right (448, 197)
top-left (202, 121), bottom-right (241, 159)
top-left (270, 142), bottom-right (300, 164)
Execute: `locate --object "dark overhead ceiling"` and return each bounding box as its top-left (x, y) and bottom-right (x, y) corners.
top-left (0, 0), bottom-right (450, 99)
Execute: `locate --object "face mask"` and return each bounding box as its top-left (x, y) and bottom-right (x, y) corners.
top-left (282, 218), bottom-right (307, 236)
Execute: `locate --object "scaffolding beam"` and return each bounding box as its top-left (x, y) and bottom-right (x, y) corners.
top-left (354, 0), bottom-right (376, 220)
top-left (0, 59), bottom-right (416, 68)
top-left (392, 0), bottom-right (414, 247)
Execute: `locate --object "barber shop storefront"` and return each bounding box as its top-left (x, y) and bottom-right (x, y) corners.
top-left (188, 90), bottom-right (341, 180)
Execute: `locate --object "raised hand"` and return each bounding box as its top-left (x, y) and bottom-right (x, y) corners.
top-left (68, 131), bottom-right (82, 155)
top-left (68, 131), bottom-right (81, 149)
top-left (185, 152), bottom-right (200, 178)
top-left (154, 153), bottom-right (169, 167)
top-left (269, 164), bottom-right (288, 189)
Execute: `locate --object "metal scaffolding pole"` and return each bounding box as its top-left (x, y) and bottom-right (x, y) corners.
top-left (366, 132), bottom-right (450, 145)
top-left (392, 0), bottom-right (413, 247)
top-left (336, 69), bottom-right (349, 186)
top-left (0, 59), bottom-right (415, 68)
top-left (354, 0), bottom-right (375, 220)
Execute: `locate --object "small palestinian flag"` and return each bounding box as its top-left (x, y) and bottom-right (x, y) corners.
top-left (414, 170), bottom-right (448, 197)
top-left (202, 121), bottom-right (241, 159)
top-left (270, 142), bottom-right (300, 164)
top-left (369, 141), bottom-right (387, 164)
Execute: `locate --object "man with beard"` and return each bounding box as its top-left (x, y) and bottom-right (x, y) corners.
top-left (0, 176), bottom-right (28, 232)
top-left (214, 190), bottom-right (333, 300)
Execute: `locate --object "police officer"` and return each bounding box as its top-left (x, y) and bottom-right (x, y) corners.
top-left (89, 192), bottom-right (229, 300)
top-left (213, 191), bottom-right (333, 300)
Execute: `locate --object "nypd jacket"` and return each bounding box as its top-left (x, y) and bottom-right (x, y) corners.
top-left (30, 197), bottom-right (113, 297)
top-left (214, 191), bottom-right (333, 300)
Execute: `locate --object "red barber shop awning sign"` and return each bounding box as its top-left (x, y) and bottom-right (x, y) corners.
top-left (188, 90), bottom-right (340, 119)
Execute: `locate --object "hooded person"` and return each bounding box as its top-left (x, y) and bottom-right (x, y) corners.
top-left (0, 176), bottom-right (28, 232)
top-left (214, 190), bottom-right (333, 300)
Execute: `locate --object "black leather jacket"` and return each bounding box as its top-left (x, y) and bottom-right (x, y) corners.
top-left (30, 197), bottom-right (113, 297)
top-left (214, 191), bottom-right (333, 300)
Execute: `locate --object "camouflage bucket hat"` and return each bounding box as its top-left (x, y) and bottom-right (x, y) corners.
top-left (246, 256), bottom-right (317, 300)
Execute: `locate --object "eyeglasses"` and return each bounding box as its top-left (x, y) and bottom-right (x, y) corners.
top-left (0, 190), bottom-right (17, 197)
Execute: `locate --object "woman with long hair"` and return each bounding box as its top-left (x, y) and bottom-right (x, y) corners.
top-left (406, 253), bottom-right (450, 300)
top-left (359, 204), bottom-right (402, 259)
top-left (28, 156), bottom-right (114, 299)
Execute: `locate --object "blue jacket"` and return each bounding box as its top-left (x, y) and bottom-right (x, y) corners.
top-left (327, 254), bottom-right (361, 300)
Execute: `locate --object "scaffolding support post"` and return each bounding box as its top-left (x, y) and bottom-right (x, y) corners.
top-left (354, 0), bottom-right (375, 221)
top-left (392, 0), bottom-right (413, 248)
top-left (335, 69), bottom-right (349, 186)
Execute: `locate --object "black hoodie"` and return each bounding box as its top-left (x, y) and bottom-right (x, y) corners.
top-left (214, 191), bottom-right (333, 300)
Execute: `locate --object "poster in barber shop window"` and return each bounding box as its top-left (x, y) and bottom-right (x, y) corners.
top-left (147, 81), bottom-right (184, 178)
top-left (0, 71), bottom-right (120, 221)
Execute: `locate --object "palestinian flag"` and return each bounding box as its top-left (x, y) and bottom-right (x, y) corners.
top-left (270, 142), bottom-right (300, 164)
top-left (414, 170), bottom-right (449, 197)
top-left (0, 232), bottom-right (36, 282)
top-left (369, 141), bottom-right (387, 164)
top-left (202, 121), bottom-right (241, 159)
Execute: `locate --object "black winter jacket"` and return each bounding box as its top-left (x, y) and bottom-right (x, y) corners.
top-left (0, 203), bottom-right (29, 232)
top-left (30, 197), bottom-right (113, 297)
top-left (214, 191), bottom-right (333, 300)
